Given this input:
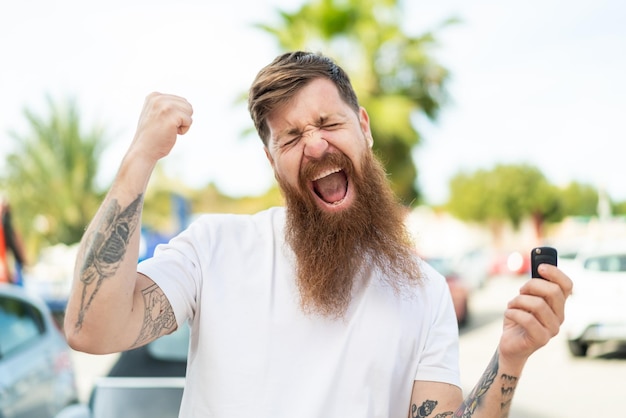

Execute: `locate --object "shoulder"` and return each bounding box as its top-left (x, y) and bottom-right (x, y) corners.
top-left (403, 257), bottom-right (457, 319)
top-left (416, 258), bottom-right (449, 293)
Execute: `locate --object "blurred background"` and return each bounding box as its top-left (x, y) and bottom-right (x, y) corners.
top-left (1, 0), bottom-right (625, 417)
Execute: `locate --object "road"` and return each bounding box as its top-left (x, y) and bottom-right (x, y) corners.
top-left (71, 275), bottom-right (626, 417)
top-left (459, 275), bottom-right (626, 418)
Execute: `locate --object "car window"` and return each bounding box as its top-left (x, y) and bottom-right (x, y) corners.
top-left (583, 254), bottom-right (626, 272)
top-left (559, 251), bottom-right (577, 260)
top-left (0, 295), bottom-right (45, 357)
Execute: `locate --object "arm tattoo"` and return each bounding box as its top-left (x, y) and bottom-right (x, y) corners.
top-left (454, 351), bottom-right (498, 417)
top-left (74, 195), bottom-right (143, 330)
top-left (132, 283), bottom-right (176, 347)
top-left (411, 352), bottom-right (518, 418)
top-left (499, 373), bottom-right (518, 415)
top-left (411, 400), bottom-right (453, 417)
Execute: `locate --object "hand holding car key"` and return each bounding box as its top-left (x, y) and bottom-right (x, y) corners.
top-left (531, 246), bottom-right (558, 279)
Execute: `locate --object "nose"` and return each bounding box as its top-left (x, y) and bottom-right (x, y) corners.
top-left (303, 128), bottom-right (329, 159)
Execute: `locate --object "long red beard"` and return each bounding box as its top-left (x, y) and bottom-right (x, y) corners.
top-left (278, 150), bottom-right (422, 318)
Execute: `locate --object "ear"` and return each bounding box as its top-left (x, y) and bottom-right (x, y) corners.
top-left (264, 146), bottom-right (275, 168)
top-left (358, 107), bottom-right (373, 148)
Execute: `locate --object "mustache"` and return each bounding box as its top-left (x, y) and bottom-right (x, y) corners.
top-left (299, 152), bottom-right (355, 185)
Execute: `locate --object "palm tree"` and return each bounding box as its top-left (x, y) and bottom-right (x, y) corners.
top-left (256, 0), bottom-right (454, 205)
top-left (1, 96), bottom-right (107, 256)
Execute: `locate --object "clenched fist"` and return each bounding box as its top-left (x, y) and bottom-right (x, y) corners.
top-left (129, 92), bottom-right (194, 164)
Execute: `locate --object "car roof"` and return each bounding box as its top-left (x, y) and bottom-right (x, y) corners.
top-left (96, 376), bottom-right (185, 388)
top-left (577, 239), bottom-right (626, 259)
top-left (0, 283), bottom-right (50, 311)
top-left (91, 377), bottom-right (185, 418)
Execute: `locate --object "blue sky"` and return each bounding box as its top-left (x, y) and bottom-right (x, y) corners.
top-left (1, 0), bottom-right (625, 205)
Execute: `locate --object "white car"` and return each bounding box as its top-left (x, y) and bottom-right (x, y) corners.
top-left (0, 284), bottom-right (79, 417)
top-left (563, 240), bottom-right (626, 357)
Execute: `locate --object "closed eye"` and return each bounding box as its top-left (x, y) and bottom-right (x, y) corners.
top-left (282, 135), bottom-right (301, 148)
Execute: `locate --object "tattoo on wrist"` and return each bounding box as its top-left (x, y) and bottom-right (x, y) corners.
top-left (74, 195), bottom-right (143, 330)
top-left (500, 373), bottom-right (518, 414)
top-left (132, 283), bottom-right (176, 347)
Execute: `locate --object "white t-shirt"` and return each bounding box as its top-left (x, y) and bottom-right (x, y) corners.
top-left (138, 207), bottom-right (460, 418)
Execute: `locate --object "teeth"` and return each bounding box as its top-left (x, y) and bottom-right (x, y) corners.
top-left (313, 167), bottom-right (341, 181)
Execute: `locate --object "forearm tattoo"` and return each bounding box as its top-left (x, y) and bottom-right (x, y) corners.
top-left (411, 400), bottom-right (453, 417)
top-left (132, 283), bottom-right (176, 347)
top-left (452, 351), bottom-right (519, 418)
top-left (74, 195), bottom-right (143, 330)
top-left (455, 352), bottom-right (498, 417)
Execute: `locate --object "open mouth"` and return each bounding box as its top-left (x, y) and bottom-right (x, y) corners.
top-left (312, 167), bottom-right (349, 206)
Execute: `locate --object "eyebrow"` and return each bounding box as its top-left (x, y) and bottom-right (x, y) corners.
top-left (273, 128), bottom-right (301, 144)
top-left (316, 116), bottom-right (329, 126)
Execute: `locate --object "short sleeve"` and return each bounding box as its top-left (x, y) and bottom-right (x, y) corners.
top-left (414, 263), bottom-right (461, 388)
top-left (137, 222), bottom-right (205, 329)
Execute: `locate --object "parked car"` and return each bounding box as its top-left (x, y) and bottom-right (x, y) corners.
top-left (55, 323), bottom-right (189, 418)
top-left (55, 377), bottom-right (185, 418)
top-left (489, 249), bottom-right (531, 276)
top-left (563, 240), bottom-right (626, 357)
top-left (0, 283), bottom-right (79, 418)
top-left (455, 248), bottom-right (490, 290)
top-left (425, 257), bottom-right (470, 326)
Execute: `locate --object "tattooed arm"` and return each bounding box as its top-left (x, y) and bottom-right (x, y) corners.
top-left (64, 93), bottom-right (193, 354)
top-left (408, 264), bottom-right (573, 418)
top-left (407, 350), bottom-right (517, 418)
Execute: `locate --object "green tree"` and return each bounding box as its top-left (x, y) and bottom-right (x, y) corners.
top-left (189, 183), bottom-right (284, 216)
top-left (559, 182), bottom-right (599, 217)
top-left (1, 96), bottom-right (106, 257)
top-left (446, 164), bottom-right (562, 243)
top-left (257, 0), bottom-right (452, 205)
top-left (612, 200), bottom-right (626, 216)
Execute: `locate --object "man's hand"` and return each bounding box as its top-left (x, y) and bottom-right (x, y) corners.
top-left (129, 92), bottom-right (194, 164)
top-left (499, 264), bottom-right (574, 363)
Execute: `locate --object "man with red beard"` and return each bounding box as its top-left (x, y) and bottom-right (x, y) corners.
top-left (65, 51), bottom-right (573, 418)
